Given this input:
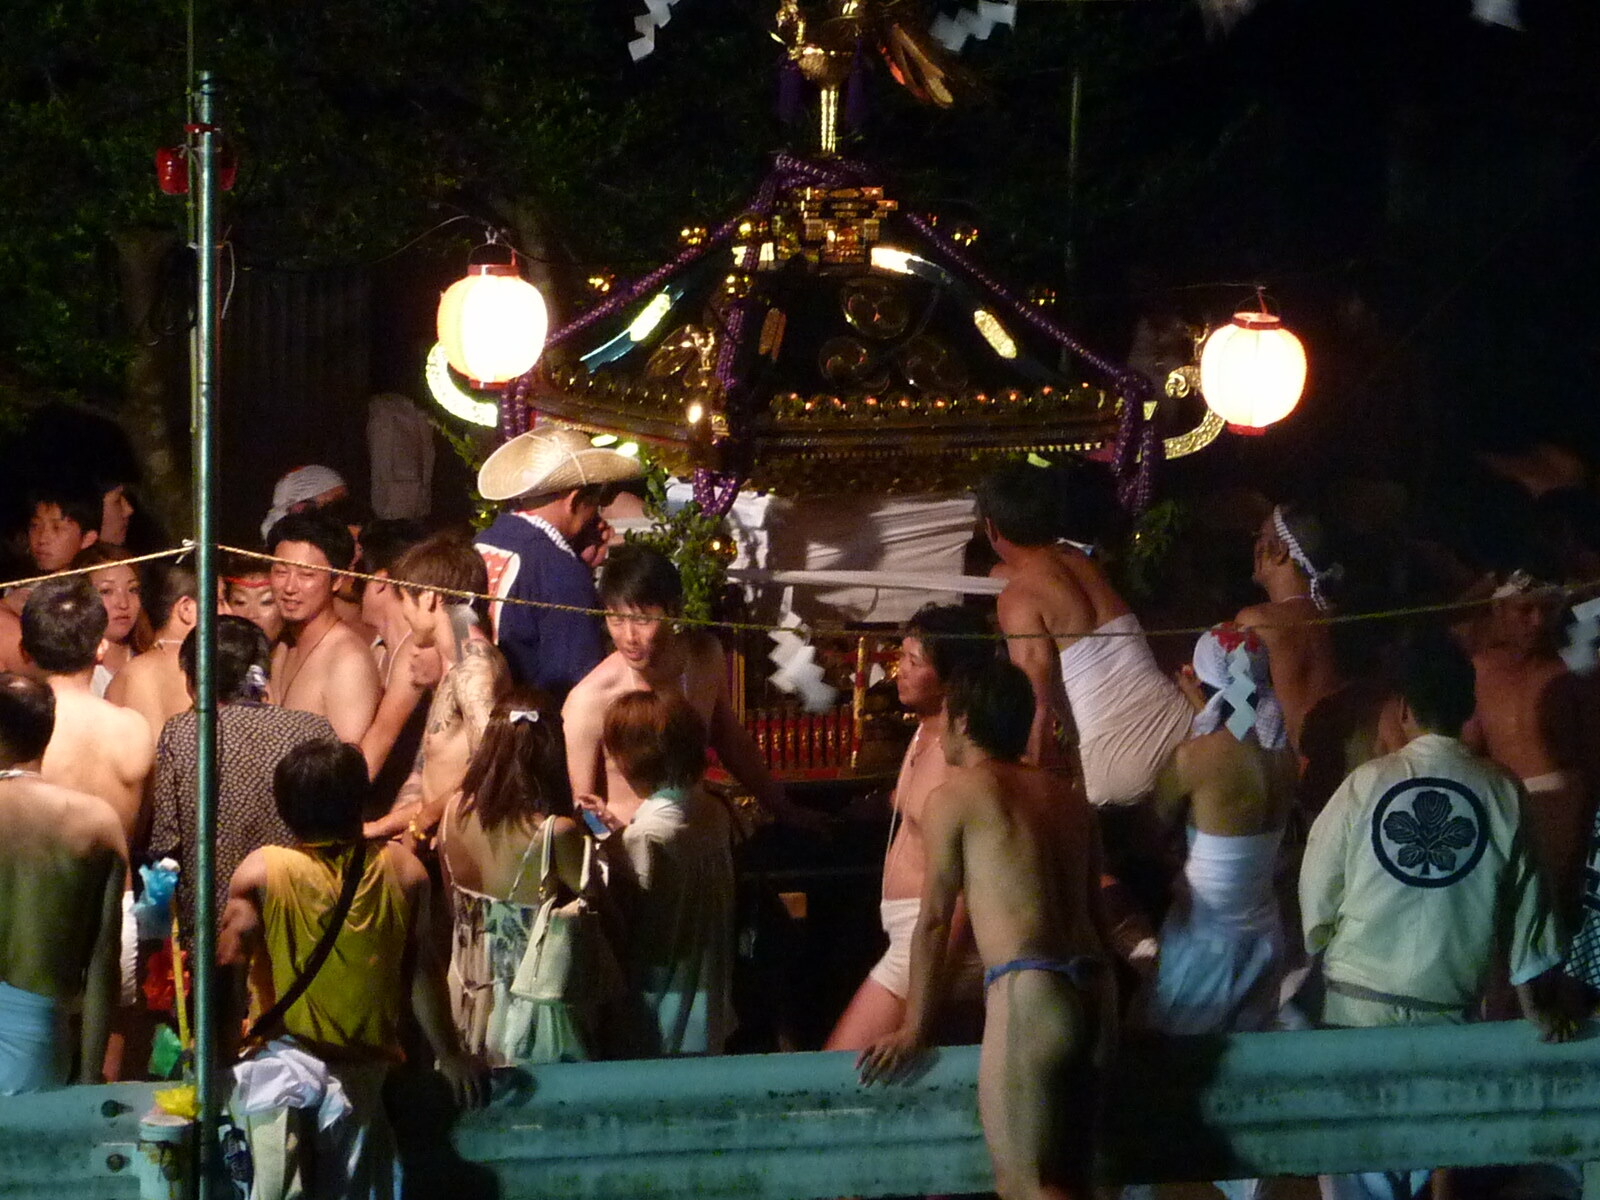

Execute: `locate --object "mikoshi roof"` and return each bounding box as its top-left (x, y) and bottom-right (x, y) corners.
top-left (503, 154), bottom-right (1222, 503)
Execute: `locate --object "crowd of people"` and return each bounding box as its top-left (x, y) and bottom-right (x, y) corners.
top-left (0, 423), bottom-right (1597, 1200)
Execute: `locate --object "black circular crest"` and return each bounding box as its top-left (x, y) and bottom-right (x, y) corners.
top-left (1370, 775), bottom-right (1489, 889)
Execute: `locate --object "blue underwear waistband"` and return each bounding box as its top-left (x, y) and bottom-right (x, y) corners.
top-left (984, 955), bottom-right (1101, 992)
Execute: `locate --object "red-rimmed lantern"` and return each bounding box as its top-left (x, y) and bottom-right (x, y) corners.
top-left (436, 263), bottom-right (549, 389)
top-left (1198, 310), bottom-right (1306, 431)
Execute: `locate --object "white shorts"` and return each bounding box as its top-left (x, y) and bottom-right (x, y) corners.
top-left (867, 898), bottom-right (921, 999)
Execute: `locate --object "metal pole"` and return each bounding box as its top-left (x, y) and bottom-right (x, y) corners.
top-left (191, 68), bottom-right (221, 1200)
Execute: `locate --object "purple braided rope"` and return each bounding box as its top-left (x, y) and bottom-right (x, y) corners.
top-left (691, 467), bottom-right (743, 518)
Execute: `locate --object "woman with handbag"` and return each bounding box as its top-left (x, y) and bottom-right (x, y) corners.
top-left (438, 690), bottom-right (622, 1065)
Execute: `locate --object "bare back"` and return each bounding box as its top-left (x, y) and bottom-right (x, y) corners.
top-left (1236, 598), bottom-right (1341, 753)
top-left (997, 547), bottom-right (1127, 654)
top-left (42, 682), bottom-right (154, 844)
top-left (105, 645), bottom-right (191, 739)
top-left (1468, 648), bottom-right (1596, 913)
top-left (0, 776), bottom-right (127, 1000)
top-left (1470, 647), bottom-right (1580, 780)
top-left (1164, 731), bottom-right (1295, 837)
top-left (996, 547), bottom-right (1134, 765)
top-left (439, 801), bottom-right (583, 905)
top-left (940, 761), bottom-right (1103, 970)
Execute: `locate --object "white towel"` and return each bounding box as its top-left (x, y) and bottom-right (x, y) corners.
top-left (232, 1039), bottom-right (353, 1131)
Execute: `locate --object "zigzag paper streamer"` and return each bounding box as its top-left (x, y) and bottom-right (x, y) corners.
top-left (1222, 645), bottom-right (1258, 741)
top-left (1561, 597), bottom-right (1600, 675)
top-left (628, 0), bottom-right (682, 62)
top-left (929, 1), bottom-right (1017, 54)
top-left (767, 603), bottom-right (840, 713)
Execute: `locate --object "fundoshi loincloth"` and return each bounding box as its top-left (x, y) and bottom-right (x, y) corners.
top-left (1059, 613), bottom-right (1193, 807)
top-left (984, 955), bottom-right (1102, 992)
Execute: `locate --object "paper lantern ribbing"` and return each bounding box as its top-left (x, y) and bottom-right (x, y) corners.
top-left (1198, 312), bottom-right (1306, 430)
top-left (436, 264), bottom-right (548, 388)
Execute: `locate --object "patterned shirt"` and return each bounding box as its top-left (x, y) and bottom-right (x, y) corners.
top-left (149, 704), bottom-right (337, 938)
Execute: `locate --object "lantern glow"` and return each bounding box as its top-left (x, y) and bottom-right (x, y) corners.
top-left (436, 264), bottom-right (548, 388)
top-left (424, 342), bottom-right (498, 428)
top-left (1198, 312), bottom-right (1306, 430)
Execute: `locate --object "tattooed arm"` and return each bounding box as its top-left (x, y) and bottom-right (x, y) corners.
top-left (412, 638), bottom-right (506, 835)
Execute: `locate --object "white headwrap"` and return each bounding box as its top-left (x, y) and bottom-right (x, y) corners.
top-left (260, 465), bottom-right (348, 541)
top-left (1272, 505), bottom-right (1341, 613)
top-left (1192, 625), bottom-right (1287, 751)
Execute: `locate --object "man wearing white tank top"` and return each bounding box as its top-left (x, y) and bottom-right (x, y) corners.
top-left (976, 464), bottom-right (1191, 806)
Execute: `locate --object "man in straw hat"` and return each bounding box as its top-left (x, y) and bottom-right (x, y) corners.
top-left (474, 427), bottom-right (644, 698)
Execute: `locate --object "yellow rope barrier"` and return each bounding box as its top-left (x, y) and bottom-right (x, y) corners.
top-left (0, 545), bottom-right (188, 592)
top-left (0, 541), bottom-right (1567, 644)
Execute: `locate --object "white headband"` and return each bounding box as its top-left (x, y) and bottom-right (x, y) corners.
top-left (1273, 506), bottom-right (1340, 612)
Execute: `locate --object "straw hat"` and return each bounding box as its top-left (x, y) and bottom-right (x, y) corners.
top-left (477, 427), bottom-right (644, 502)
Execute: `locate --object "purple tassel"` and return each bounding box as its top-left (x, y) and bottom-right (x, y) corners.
top-left (778, 58), bottom-right (805, 125)
top-left (844, 39), bottom-right (868, 130)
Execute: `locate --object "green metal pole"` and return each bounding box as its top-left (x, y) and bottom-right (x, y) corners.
top-left (191, 68), bottom-right (221, 1200)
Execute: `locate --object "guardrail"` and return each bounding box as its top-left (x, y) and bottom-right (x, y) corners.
top-left (5, 1022), bottom-right (1599, 1200)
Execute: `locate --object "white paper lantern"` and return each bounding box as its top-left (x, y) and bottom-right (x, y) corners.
top-left (436, 264), bottom-right (548, 387)
top-left (1198, 312), bottom-right (1306, 430)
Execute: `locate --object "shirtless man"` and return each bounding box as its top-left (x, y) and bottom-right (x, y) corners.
top-left (20, 578), bottom-right (153, 1078)
top-left (563, 544), bottom-right (812, 829)
top-left (1235, 504), bottom-right (1382, 817)
top-left (1459, 572), bottom-right (1599, 925)
top-left (366, 534), bottom-right (506, 841)
top-left (105, 562), bottom-right (197, 737)
top-left (825, 603), bottom-right (992, 1051)
top-left (859, 659), bottom-right (1114, 1200)
top-left (357, 521), bottom-right (439, 800)
top-left (267, 512), bottom-right (381, 746)
top-left (21, 577), bottom-right (154, 844)
top-left (0, 674), bottom-right (127, 1092)
top-left (977, 464), bottom-right (1191, 803)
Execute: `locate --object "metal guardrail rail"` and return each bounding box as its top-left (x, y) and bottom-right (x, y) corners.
top-left (6, 1023), bottom-right (1600, 1199)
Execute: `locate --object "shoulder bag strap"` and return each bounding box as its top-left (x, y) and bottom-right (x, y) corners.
top-left (243, 839), bottom-right (369, 1050)
top-left (511, 816), bottom-right (557, 899)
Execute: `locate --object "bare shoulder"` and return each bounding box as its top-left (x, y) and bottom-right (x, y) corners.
top-left (565, 653), bottom-right (626, 712)
top-left (327, 624), bottom-right (381, 674)
top-left (1235, 600), bottom-right (1277, 628)
top-left (23, 779), bottom-right (125, 852)
top-left (932, 764), bottom-right (996, 810)
top-left (995, 580), bottom-right (1048, 631)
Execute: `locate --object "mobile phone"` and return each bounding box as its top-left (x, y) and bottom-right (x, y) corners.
top-left (581, 808), bottom-right (610, 838)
